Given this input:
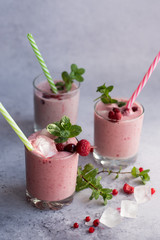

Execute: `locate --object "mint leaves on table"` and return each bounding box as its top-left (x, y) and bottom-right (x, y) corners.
top-left (76, 164), bottom-right (151, 205)
top-left (46, 116), bottom-right (82, 143)
top-left (95, 83), bottom-right (126, 107)
top-left (76, 164), bottom-right (112, 205)
top-left (55, 64), bottom-right (85, 91)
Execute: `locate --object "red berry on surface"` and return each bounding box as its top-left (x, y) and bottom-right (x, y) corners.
top-left (151, 188), bottom-right (156, 195)
top-left (76, 139), bottom-right (91, 156)
top-left (85, 216), bottom-right (91, 222)
top-left (123, 183), bottom-right (134, 194)
top-left (93, 219), bottom-right (100, 227)
top-left (88, 227), bottom-right (95, 233)
top-left (56, 143), bottom-right (64, 151)
top-left (139, 167), bottom-right (144, 172)
top-left (64, 144), bottom-right (76, 153)
top-left (112, 189), bottom-right (118, 196)
top-left (73, 222), bottom-right (79, 228)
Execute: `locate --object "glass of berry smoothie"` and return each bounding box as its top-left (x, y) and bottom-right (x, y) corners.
top-left (93, 84), bottom-right (144, 168)
top-left (33, 72), bottom-right (80, 132)
top-left (25, 116), bottom-right (83, 210)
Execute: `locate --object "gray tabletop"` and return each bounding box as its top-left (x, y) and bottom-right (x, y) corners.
top-left (0, 1), bottom-right (160, 239)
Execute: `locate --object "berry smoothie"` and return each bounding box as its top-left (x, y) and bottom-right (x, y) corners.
top-left (33, 75), bottom-right (80, 131)
top-left (25, 130), bottom-right (79, 210)
top-left (93, 99), bottom-right (144, 167)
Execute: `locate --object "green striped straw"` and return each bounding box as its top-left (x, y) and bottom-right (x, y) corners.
top-left (27, 33), bottom-right (58, 94)
top-left (0, 103), bottom-right (34, 151)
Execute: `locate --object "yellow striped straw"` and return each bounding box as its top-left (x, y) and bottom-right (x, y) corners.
top-left (27, 33), bottom-right (58, 94)
top-left (0, 103), bottom-right (33, 151)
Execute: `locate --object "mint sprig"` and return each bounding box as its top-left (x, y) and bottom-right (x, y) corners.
top-left (56, 64), bottom-right (85, 92)
top-left (131, 167), bottom-right (150, 184)
top-left (76, 164), bottom-right (112, 205)
top-left (95, 83), bottom-right (126, 107)
top-left (46, 116), bottom-right (82, 143)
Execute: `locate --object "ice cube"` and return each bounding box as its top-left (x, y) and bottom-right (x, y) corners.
top-left (100, 207), bottom-right (122, 228)
top-left (134, 185), bottom-right (151, 204)
top-left (33, 135), bottom-right (58, 158)
top-left (120, 200), bottom-right (138, 218)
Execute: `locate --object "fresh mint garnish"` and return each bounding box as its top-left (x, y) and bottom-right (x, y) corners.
top-left (95, 83), bottom-right (126, 107)
top-left (46, 116), bottom-right (82, 143)
top-left (55, 64), bottom-right (85, 92)
top-left (131, 167), bottom-right (150, 184)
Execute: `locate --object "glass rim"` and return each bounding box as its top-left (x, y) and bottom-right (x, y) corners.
top-left (33, 72), bottom-right (80, 96)
top-left (94, 99), bottom-right (145, 123)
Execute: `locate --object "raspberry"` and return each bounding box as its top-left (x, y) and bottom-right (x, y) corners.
top-left (88, 227), bottom-right (95, 233)
top-left (112, 189), bottom-right (118, 196)
top-left (123, 183), bottom-right (134, 194)
top-left (139, 167), bottom-right (144, 172)
top-left (85, 216), bottom-right (91, 222)
top-left (151, 188), bottom-right (155, 195)
top-left (64, 144), bottom-right (76, 153)
top-left (73, 222), bottom-right (79, 228)
top-left (56, 143), bottom-right (64, 151)
top-left (108, 109), bottom-right (122, 120)
top-left (113, 107), bottom-right (120, 113)
top-left (93, 219), bottom-right (99, 227)
top-left (76, 139), bottom-right (91, 156)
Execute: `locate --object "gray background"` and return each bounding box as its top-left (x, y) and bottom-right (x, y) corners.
top-left (0, 0), bottom-right (160, 239)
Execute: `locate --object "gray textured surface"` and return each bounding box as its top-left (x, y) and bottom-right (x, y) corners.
top-left (0, 0), bottom-right (160, 239)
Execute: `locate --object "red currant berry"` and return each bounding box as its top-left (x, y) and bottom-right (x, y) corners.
top-left (88, 227), bottom-right (95, 233)
top-left (112, 189), bottom-right (118, 196)
top-left (151, 188), bottom-right (155, 195)
top-left (85, 216), bottom-right (91, 222)
top-left (73, 222), bottom-right (79, 228)
top-left (139, 167), bottom-right (144, 172)
top-left (64, 144), bottom-right (76, 153)
top-left (93, 219), bottom-right (100, 227)
top-left (132, 106), bottom-right (138, 112)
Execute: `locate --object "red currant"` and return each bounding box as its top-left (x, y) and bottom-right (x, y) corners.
top-left (73, 222), bottom-right (79, 228)
top-left (88, 227), bottom-right (95, 233)
top-left (93, 219), bottom-right (100, 227)
top-left (112, 189), bottom-right (118, 196)
top-left (85, 216), bottom-right (91, 222)
top-left (151, 188), bottom-right (155, 195)
top-left (139, 167), bottom-right (144, 172)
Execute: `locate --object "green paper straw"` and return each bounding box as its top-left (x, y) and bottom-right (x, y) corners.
top-left (0, 103), bottom-right (34, 151)
top-left (27, 33), bottom-right (58, 94)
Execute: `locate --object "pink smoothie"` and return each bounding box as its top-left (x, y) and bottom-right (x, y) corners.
top-left (25, 131), bottom-right (78, 202)
top-left (34, 79), bottom-right (80, 131)
top-left (94, 99), bottom-right (144, 160)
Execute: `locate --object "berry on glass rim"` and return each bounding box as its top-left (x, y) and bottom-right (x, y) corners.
top-left (85, 216), bottom-right (91, 222)
top-left (123, 183), bottom-right (134, 194)
top-left (73, 222), bottom-right (79, 228)
top-left (151, 188), bottom-right (155, 195)
top-left (108, 108), bottom-right (122, 121)
top-left (88, 227), bottom-right (95, 233)
top-left (139, 167), bottom-right (144, 172)
top-left (93, 219), bottom-right (100, 227)
top-left (76, 139), bottom-right (91, 156)
top-left (56, 143), bottom-right (64, 151)
top-left (112, 189), bottom-right (118, 196)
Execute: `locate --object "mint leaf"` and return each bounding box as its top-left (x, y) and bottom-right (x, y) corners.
top-left (131, 167), bottom-right (150, 184)
top-left (61, 64), bottom-right (85, 91)
top-left (76, 164), bottom-right (112, 205)
top-left (47, 115), bottom-right (82, 143)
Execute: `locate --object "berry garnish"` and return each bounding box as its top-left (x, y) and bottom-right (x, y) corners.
top-left (73, 222), bottom-right (79, 228)
top-left (93, 219), bottom-right (100, 227)
top-left (76, 139), bottom-right (91, 156)
top-left (139, 167), bottom-right (144, 172)
top-left (132, 106), bottom-right (138, 112)
top-left (123, 183), bottom-right (134, 194)
top-left (56, 143), bottom-right (64, 151)
top-left (85, 216), bottom-right (91, 222)
top-left (64, 144), bottom-right (76, 153)
top-left (113, 107), bottom-right (120, 113)
top-left (108, 108), bottom-right (122, 120)
top-left (112, 189), bottom-right (118, 196)
top-left (88, 227), bottom-right (95, 233)
top-left (151, 188), bottom-right (155, 195)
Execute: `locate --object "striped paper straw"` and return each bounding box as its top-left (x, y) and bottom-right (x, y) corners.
top-left (126, 51), bottom-right (160, 109)
top-left (27, 33), bottom-right (58, 94)
top-left (0, 103), bottom-right (34, 151)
